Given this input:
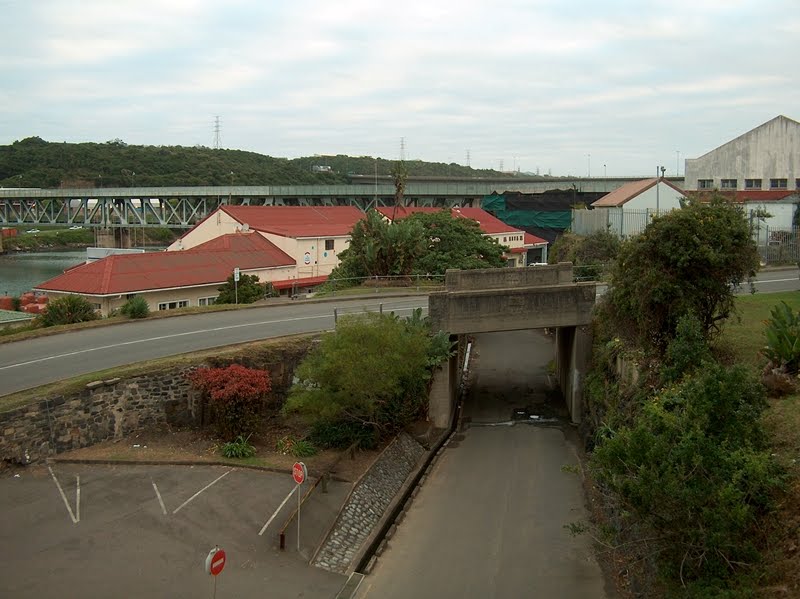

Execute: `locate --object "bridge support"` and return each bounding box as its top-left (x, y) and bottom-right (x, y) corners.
top-left (429, 353), bottom-right (458, 429)
top-left (554, 325), bottom-right (592, 424)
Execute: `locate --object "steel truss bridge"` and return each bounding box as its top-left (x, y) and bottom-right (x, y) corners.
top-left (0, 177), bottom-right (674, 229)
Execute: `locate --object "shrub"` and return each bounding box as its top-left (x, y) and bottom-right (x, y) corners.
top-left (591, 363), bottom-right (784, 588)
top-left (276, 436), bottom-right (317, 457)
top-left (37, 295), bottom-right (98, 327)
top-left (188, 364), bottom-right (272, 438)
top-left (215, 273), bottom-right (264, 304)
top-left (221, 434), bottom-right (256, 458)
top-left (762, 301), bottom-right (800, 373)
top-left (119, 295), bottom-right (150, 319)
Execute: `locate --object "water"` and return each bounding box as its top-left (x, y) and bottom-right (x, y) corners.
top-left (0, 250), bottom-right (87, 297)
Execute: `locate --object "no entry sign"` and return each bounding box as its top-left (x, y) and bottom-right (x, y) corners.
top-left (205, 547), bottom-right (226, 576)
top-left (293, 462), bottom-right (307, 485)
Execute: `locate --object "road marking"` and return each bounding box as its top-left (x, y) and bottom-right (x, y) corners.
top-left (76, 475), bottom-right (80, 523)
top-left (0, 302), bottom-right (428, 372)
top-left (151, 479), bottom-right (167, 515)
top-left (258, 486), bottom-right (298, 536)
top-left (47, 466), bottom-right (78, 524)
top-left (172, 469), bottom-right (233, 514)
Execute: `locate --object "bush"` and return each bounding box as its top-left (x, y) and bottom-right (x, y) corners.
top-left (221, 434), bottom-right (256, 458)
top-left (762, 301), bottom-right (800, 373)
top-left (591, 363), bottom-right (784, 589)
top-left (119, 295), bottom-right (150, 319)
top-left (276, 436), bottom-right (318, 457)
top-left (37, 295), bottom-right (98, 327)
top-left (188, 364), bottom-right (272, 438)
top-left (215, 273), bottom-right (264, 304)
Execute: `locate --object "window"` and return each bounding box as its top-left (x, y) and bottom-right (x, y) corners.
top-left (770, 178), bottom-right (788, 189)
top-left (720, 179), bottom-right (737, 189)
top-left (324, 239), bottom-right (334, 251)
top-left (697, 179), bottom-right (713, 189)
top-left (796, 178), bottom-right (800, 190)
top-left (198, 297), bottom-right (216, 306)
top-left (158, 300), bottom-right (189, 311)
top-left (745, 179), bottom-right (762, 190)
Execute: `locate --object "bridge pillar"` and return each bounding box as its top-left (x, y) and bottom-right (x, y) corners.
top-left (429, 353), bottom-right (457, 429)
top-left (555, 325), bottom-right (592, 424)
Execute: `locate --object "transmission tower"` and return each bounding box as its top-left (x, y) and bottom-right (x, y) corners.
top-left (400, 137), bottom-right (406, 161)
top-left (213, 116), bottom-right (221, 149)
top-left (466, 149), bottom-right (471, 167)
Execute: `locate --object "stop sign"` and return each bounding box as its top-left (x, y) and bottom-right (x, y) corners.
top-left (205, 547), bottom-right (226, 576)
top-left (292, 462), bottom-right (307, 485)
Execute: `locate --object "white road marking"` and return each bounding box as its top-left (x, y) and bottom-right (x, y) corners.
top-left (172, 469), bottom-right (233, 514)
top-left (75, 475), bottom-right (80, 523)
top-left (47, 466), bottom-right (78, 524)
top-left (0, 302), bottom-right (428, 372)
top-left (151, 479), bottom-right (167, 515)
top-left (757, 277), bottom-right (798, 284)
top-left (258, 486), bottom-right (298, 536)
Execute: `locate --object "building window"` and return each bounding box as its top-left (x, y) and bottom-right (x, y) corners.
top-left (697, 179), bottom-right (713, 189)
top-left (324, 239), bottom-right (334, 251)
top-left (720, 179), bottom-right (737, 189)
top-left (796, 178), bottom-right (800, 190)
top-left (158, 300), bottom-right (189, 311)
top-left (745, 179), bottom-right (762, 190)
top-left (198, 297), bottom-right (216, 306)
top-left (770, 178), bottom-right (788, 189)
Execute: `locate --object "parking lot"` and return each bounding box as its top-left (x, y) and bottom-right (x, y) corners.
top-left (0, 463), bottom-right (348, 598)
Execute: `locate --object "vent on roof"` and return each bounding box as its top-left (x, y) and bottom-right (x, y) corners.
top-left (242, 223), bottom-right (250, 231)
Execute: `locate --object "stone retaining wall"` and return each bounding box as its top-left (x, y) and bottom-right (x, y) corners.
top-left (313, 432), bottom-right (425, 573)
top-left (0, 336), bottom-right (314, 465)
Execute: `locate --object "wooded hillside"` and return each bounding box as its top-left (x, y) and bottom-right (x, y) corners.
top-left (0, 137), bottom-right (512, 189)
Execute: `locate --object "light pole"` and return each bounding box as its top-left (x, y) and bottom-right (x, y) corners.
top-left (587, 154), bottom-right (591, 178)
top-left (676, 150), bottom-right (680, 176)
top-left (603, 164), bottom-right (607, 191)
top-left (656, 165), bottom-right (666, 215)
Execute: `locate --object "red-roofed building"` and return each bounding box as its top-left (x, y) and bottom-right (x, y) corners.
top-left (375, 206), bottom-right (548, 266)
top-left (34, 232), bottom-right (306, 316)
top-left (168, 205), bottom-right (363, 279)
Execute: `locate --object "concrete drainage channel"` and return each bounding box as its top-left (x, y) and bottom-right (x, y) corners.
top-left (333, 340), bottom-right (474, 599)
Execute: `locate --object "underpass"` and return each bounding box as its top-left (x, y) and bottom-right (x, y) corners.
top-left (356, 330), bottom-right (615, 599)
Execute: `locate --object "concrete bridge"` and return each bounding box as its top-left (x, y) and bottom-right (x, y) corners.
top-left (427, 263), bottom-right (595, 426)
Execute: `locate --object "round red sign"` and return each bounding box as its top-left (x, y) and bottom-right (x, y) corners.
top-left (292, 462), bottom-right (306, 485)
top-left (206, 548), bottom-right (226, 576)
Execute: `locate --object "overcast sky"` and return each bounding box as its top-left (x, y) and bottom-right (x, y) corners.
top-left (1, 0), bottom-right (797, 176)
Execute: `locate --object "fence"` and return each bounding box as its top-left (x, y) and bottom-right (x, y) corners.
top-left (571, 208), bottom-right (656, 238)
top-left (757, 226), bottom-right (800, 264)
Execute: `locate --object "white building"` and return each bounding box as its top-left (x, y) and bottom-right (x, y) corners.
top-left (684, 115), bottom-right (800, 192)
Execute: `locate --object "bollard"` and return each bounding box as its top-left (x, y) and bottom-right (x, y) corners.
top-left (379, 302), bottom-right (383, 314)
top-left (334, 308), bottom-right (338, 324)
top-left (321, 474), bottom-right (328, 494)
top-left (280, 532), bottom-right (285, 550)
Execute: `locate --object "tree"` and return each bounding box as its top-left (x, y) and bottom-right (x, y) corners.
top-left (604, 196), bottom-right (759, 353)
top-left (215, 273), bottom-right (264, 304)
top-left (38, 295), bottom-right (98, 327)
top-left (284, 311), bottom-right (454, 448)
top-left (390, 160), bottom-right (408, 219)
top-left (408, 210), bottom-right (507, 275)
top-left (119, 295), bottom-right (150, 319)
top-left (188, 364), bottom-right (272, 438)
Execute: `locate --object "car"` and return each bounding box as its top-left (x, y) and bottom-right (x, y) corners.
top-left (68, 225), bottom-right (83, 230)
top-left (25, 229), bottom-right (40, 233)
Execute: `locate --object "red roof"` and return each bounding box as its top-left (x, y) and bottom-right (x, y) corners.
top-left (271, 275), bottom-right (329, 291)
top-left (35, 232), bottom-right (294, 296)
top-left (375, 206), bottom-right (520, 235)
top-left (592, 178), bottom-right (686, 207)
top-left (524, 232), bottom-right (547, 246)
top-left (220, 205), bottom-right (363, 237)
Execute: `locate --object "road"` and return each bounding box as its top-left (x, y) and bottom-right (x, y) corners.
top-left (0, 268), bottom-right (796, 398)
top-left (357, 330), bottom-right (615, 599)
top-left (0, 296), bottom-right (428, 397)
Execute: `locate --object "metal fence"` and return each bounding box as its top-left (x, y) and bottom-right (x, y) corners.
top-left (758, 226), bottom-right (800, 264)
top-left (571, 208), bottom-right (655, 238)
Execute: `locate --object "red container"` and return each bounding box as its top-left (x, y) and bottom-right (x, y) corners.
top-left (36, 295), bottom-right (49, 304)
top-left (19, 293), bottom-right (36, 306)
top-left (23, 303), bottom-right (41, 314)
top-left (1, 228), bottom-right (18, 238)
top-left (0, 296), bottom-right (14, 310)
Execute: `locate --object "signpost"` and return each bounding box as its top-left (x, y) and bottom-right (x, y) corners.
top-left (205, 546), bottom-right (226, 598)
top-left (233, 267), bottom-right (240, 304)
top-left (293, 462), bottom-right (307, 551)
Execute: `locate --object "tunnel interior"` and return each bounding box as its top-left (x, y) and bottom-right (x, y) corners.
top-left (461, 329), bottom-right (569, 426)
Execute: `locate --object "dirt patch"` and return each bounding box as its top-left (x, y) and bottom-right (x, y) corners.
top-left (53, 424), bottom-right (384, 484)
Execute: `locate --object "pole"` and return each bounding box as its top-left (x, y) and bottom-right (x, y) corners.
top-left (297, 479), bottom-right (301, 552)
top-left (656, 166), bottom-right (660, 216)
top-left (234, 279), bottom-right (238, 305)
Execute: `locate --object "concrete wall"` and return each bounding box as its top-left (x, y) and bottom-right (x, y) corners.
top-left (626, 182), bottom-right (685, 213)
top-left (167, 208), bottom-right (241, 250)
top-left (442, 263), bottom-right (573, 291)
top-left (555, 325), bottom-right (592, 424)
top-left (685, 116), bottom-right (800, 190)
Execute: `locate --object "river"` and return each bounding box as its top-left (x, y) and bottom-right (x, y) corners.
top-left (0, 250), bottom-right (87, 297)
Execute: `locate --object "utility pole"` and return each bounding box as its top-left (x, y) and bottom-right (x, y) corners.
top-left (213, 116), bottom-right (221, 149)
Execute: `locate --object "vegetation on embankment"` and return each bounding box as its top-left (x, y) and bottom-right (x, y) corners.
top-left (579, 198), bottom-right (799, 598)
top-left (2, 226), bottom-right (177, 251)
top-left (0, 136), bottom-right (513, 188)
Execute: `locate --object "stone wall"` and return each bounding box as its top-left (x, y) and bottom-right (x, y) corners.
top-left (0, 336), bottom-right (314, 466)
top-left (313, 432), bottom-right (425, 573)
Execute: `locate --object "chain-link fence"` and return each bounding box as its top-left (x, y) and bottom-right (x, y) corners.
top-left (757, 226), bottom-right (800, 265)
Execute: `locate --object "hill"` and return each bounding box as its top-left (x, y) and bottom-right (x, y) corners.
top-left (0, 137), bottom-right (516, 189)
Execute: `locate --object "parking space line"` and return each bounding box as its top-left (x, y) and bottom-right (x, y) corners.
top-left (258, 486), bottom-right (297, 536)
top-left (172, 469), bottom-right (234, 514)
top-left (76, 475), bottom-right (80, 523)
top-left (47, 466), bottom-right (78, 524)
top-left (151, 479), bottom-right (167, 515)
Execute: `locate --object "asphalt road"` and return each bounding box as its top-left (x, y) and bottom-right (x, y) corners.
top-left (356, 330), bottom-right (615, 599)
top-left (0, 268), bottom-right (796, 398)
top-left (0, 296), bottom-right (429, 397)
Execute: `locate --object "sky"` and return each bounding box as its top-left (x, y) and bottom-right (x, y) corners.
top-left (0, 0), bottom-right (797, 177)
